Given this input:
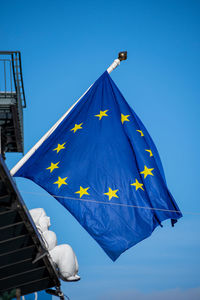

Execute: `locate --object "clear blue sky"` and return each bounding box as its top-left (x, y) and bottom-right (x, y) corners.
top-left (1, 0), bottom-right (200, 299)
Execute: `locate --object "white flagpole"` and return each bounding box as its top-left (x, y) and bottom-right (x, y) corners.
top-left (10, 52), bottom-right (127, 176)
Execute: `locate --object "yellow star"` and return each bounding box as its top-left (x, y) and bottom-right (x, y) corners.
top-left (46, 162), bottom-right (60, 173)
top-left (131, 179), bottom-right (144, 191)
top-left (54, 176), bottom-right (68, 188)
top-left (95, 110), bottom-right (108, 120)
top-left (121, 114), bottom-right (130, 124)
top-left (140, 166), bottom-right (154, 179)
top-left (53, 142), bottom-right (66, 153)
top-left (75, 186), bottom-right (90, 198)
top-left (137, 130), bottom-right (144, 137)
top-left (104, 187), bottom-right (119, 201)
top-left (145, 149), bottom-right (153, 157)
top-left (70, 123), bottom-right (83, 133)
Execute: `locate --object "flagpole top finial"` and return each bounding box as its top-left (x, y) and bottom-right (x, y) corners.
top-left (107, 51), bottom-right (127, 74)
top-left (118, 51), bottom-right (127, 61)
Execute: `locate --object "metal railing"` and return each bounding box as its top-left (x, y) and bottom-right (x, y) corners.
top-left (0, 51), bottom-right (26, 108)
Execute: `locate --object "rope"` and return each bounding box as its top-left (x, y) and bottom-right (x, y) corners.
top-left (20, 190), bottom-right (200, 216)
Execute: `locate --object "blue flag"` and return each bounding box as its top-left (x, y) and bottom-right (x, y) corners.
top-left (14, 71), bottom-right (182, 261)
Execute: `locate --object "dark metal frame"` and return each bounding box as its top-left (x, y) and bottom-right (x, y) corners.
top-left (0, 51), bottom-right (26, 108)
top-left (0, 51), bottom-right (27, 154)
top-left (0, 155), bottom-right (61, 296)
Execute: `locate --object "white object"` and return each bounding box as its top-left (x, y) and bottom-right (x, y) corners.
top-left (30, 208), bottom-right (57, 250)
top-left (50, 244), bottom-right (80, 281)
top-left (43, 230), bottom-right (57, 250)
top-left (10, 57), bottom-right (121, 176)
top-left (29, 208), bottom-right (80, 281)
top-left (37, 215), bottom-right (51, 232)
top-left (107, 58), bottom-right (120, 74)
top-left (29, 208), bottom-right (47, 225)
top-left (30, 208), bottom-right (50, 232)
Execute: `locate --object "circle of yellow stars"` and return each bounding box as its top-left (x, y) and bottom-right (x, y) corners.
top-left (45, 108), bottom-right (155, 200)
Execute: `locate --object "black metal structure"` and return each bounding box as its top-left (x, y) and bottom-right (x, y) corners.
top-left (0, 155), bottom-right (61, 296)
top-left (0, 51), bottom-right (63, 298)
top-left (0, 51), bottom-right (26, 155)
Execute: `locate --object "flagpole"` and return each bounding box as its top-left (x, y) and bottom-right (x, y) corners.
top-left (107, 51), bottom-right (127, 74)
top-left (10, 52), bottom-right (127, 176)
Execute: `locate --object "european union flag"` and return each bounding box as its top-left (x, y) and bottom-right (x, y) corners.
top-left (14, 71), bottom-right (182, 261)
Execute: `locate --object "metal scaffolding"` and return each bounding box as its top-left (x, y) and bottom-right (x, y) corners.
top-left (0, 51), bottom-right (62, 299)
top-left (0, 51), bottom-right (26, 156)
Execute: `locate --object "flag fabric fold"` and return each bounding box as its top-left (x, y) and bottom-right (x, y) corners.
top-left (14, 71), bottom-right (182, 261)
